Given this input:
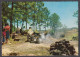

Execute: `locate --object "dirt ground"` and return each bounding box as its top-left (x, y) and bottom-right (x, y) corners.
top-left (2, 35), bottom-right (78, 56)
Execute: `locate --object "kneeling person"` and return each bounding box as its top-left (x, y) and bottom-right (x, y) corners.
top-left (26, 27), bottom-right (34, 42)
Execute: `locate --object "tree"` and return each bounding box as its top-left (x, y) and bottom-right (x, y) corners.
top-left (28, 2), bottom-right (45, 31)
top-left (73, 10), bottom-right (78, 24)
top-left (62, 25), bottom-right (67, 34)
top-left (73, 10), bottom-right (78, 18)
top-left (2, 2), bottom-right (10, 28)
top-left (35, 2), bottom-right (44, 30)
top-left (2, 2), bottom-right (14, 34)
top-left (49, 13), bottom-right (62, 34)
top-left (42, 7), bottom-right (50, 31)
top-left (2, 1), bottom-right (50, 32)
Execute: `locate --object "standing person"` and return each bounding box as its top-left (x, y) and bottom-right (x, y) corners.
top-left (2, 28), bottom-right (6, 45)
top-left (4, 23), bottom-right (10, 43)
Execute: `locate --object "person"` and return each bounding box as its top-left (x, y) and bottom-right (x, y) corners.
top-left (20, 28), bottom-right (22, 33)
top-left (12, 32), bottom-right (16, 39)
top-left (28, 27), bottom-right (34, 35)
top-left (16, 28), bottom-right (20, 34)
top-left (4, 23), bottom-right (10, 43)
top-left (2, 28), bottom-right (6, 45)
top-left (26, 27), bottom-right (34, 42)
top-left (12, 32), bottom-right (18, 39)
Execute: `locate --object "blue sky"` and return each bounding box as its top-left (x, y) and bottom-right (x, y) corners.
top-left (43, 1), bottom-right (78, 28)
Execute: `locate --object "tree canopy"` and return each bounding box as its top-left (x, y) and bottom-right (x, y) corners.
top-left (2, 1), bottom-right (62, 34)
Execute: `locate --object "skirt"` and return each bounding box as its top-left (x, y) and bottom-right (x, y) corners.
top-left (3, 36), bottom-right (5, 42)
top-left (6, 30), bottom-right (10, 39)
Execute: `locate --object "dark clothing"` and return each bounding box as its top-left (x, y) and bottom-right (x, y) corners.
top-left (12, 34), bottom-right (15, 39)
top-left (3, 36), bottom-right (5, 42)
top-left (27, 34), bottom-right (34, 42)
top-left (20, 29), bottom-right (22, 33)
top-left (6, 30), bottom-right (10, 39)
top-left (2, 31), bottom-right (6, 42)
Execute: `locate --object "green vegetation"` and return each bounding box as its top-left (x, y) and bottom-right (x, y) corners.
top-left (2, 2), bottom-right (78, 56)
top-left (2, 1), bottom-right (78, 40)
top-left (73, 10), bottom-right (78, 24)
top-left (2, 1), bottom-right (62, 35)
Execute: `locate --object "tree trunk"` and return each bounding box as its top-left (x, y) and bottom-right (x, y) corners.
top-left (25, 18), bottom-right (27, 30)
top-left (25, 2), bottom-right (28, 30)
top-left (33, 18), bottom-right (35, 30)
top-left (2, 21), bottom-right (3, 29)
top-left (36, 24), bottom-right (37, 30)
top-left (22, 21), bottom-right (24, 30)
top-left (10, 2), bottom-right (13, 34)
top-left (36, 15), bottom-right (38, 30)
top-left (36, 22), bottom-right (37, 30)
top-left (17, 20), bottom-right (18, 28)
top-left (40, 26), bottom-right (41, 31)
top-left (39, 24), bottom-right (41, 31)
top-left (14, 19), bottom-right (15, 31)
top-left (4, 19), bottom-right (7, 25)
top-left (10, 16), bottom-right (12, 34)
top-left (3, 19), bottom-right (6, 29)
top-left (39, 26), bottom-right (41, 31)
top-left (26, 21), bottom-right (27, 30)
top-left (45, 22), bottom-right (46, 31)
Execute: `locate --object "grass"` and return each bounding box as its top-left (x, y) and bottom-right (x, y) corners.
top-left (62, 29), bottom-right (78, 40)
top-left (8, 35), bottom-right (27, 44)
top-left (5, 35), bottom-right (51, 56)
top-left (2, 29), bottom-right (78, 56)
top-left (65, 32), bottom-right (78, 40)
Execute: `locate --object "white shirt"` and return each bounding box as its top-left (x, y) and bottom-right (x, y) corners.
top-left (28, 29), bottom-right (33, 35)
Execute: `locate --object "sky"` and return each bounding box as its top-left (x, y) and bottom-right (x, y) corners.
top-left (43, 1), bottom-right (78, 28)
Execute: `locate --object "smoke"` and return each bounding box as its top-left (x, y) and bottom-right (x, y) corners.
top-left (39, 33), bottom-right (45, 43)
top-left (39, 33), bottom-right (54, 44)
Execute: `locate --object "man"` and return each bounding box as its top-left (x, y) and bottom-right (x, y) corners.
top-left (26, 27), bottom-right (34, 42)
top-left (28, 27), bottom-right (34, 36)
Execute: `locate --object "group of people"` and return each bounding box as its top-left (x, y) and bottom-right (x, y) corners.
top-left (2, 23), bottom-right (10, 45)
top-left (2, 23), bottom-right (41, 44)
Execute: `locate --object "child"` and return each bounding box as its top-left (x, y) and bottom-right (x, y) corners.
top-left (2, 28), bottom-right (6, 45)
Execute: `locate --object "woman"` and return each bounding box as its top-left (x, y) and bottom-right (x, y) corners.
top-left (4, 23), bottom-right (10, 43)
top-left (2, 28), bottom-right (6, 45)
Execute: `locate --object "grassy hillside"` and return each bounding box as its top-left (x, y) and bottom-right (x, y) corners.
top-left (63, 29), bottom-right (78, 40)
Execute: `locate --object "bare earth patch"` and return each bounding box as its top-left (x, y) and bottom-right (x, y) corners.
top-left (2, 35), bottom-right (78, 56)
